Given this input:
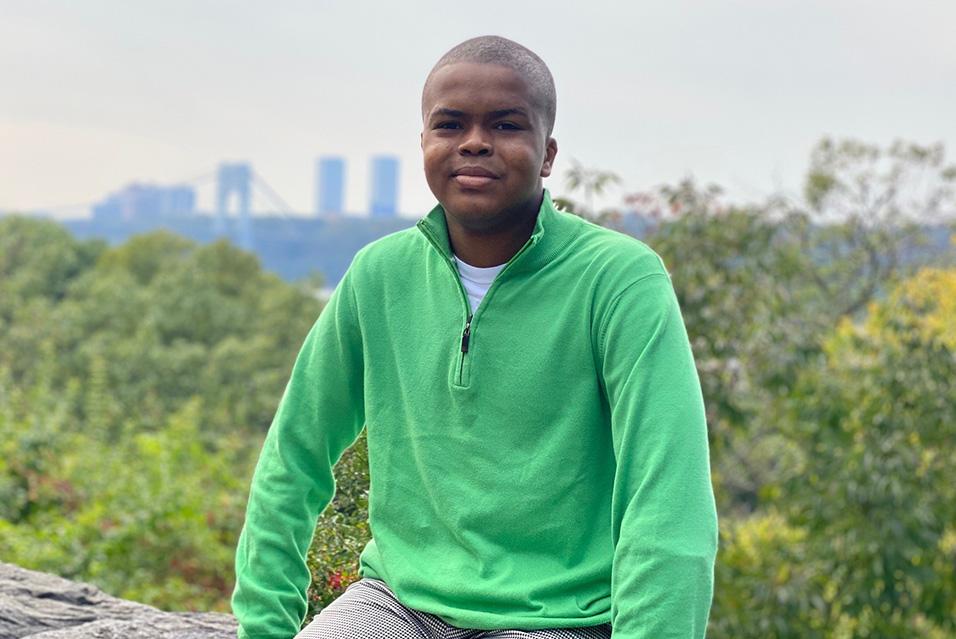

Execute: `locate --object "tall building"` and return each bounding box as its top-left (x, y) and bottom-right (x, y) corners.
top-left (92, 183), bottom-right (195, 221)
top-left (316, 156), bottom-right (346, 215)
top-left (369, 155), bottom-right (399, 217)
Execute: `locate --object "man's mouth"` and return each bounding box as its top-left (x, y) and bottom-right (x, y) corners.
top-left (452, 166), bottom-right (499, 188)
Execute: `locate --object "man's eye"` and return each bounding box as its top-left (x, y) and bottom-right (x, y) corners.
top-left (435, 122), bottom-right (461, 129)
top-left (495, 122), bottom-right (521, 130)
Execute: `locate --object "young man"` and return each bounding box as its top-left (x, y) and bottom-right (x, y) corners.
top-left (232, 36), bottom-right (718, 639)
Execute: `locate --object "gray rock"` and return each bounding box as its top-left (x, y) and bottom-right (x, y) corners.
top-left (0, 563), bottom-right (236, 639)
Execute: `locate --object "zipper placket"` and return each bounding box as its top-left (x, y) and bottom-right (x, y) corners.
top-left (458, 314), bottom-right (472, 385)
top-left (419, 222), bottom-right (538, 386)
top-left (417, 225), bottom-right (478, 385)
top-left (453, 237), bottom-right (538, 385)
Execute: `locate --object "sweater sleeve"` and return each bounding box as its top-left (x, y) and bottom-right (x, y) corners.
top-left (232, 271), bottom-right (366, 639)
top-left (598, 272), bottom-right (718, 639)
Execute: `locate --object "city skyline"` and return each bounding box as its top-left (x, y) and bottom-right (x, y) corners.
top-left (35, 155), bottom-right (405, 221)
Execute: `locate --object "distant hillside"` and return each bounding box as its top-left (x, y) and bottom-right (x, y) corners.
top-left (55, 212), bottom-right (954, 287)
top-left (63, 214), bottom-right (415, 286)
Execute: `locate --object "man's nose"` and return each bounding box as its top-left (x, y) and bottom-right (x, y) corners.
top-left (458, 127), bottom-right (492, 156)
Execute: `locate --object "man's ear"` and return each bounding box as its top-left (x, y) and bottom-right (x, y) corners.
top-left (540, 137), bottom-right (558, 178)
top-left (420, 131), bottom-right (424, 149)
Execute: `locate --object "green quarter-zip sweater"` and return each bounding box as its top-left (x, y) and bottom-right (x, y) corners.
top-left (232, 191), bottom-right (719, 639)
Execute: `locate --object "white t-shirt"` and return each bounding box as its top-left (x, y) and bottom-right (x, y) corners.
top-left (453, 254), bottom-right (507, 314)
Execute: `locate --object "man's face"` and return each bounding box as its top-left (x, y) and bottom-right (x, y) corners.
top-left (421, 62), bottom-right (557, 232)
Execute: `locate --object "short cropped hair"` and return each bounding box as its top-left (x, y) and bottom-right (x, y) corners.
top-left (422, 35), bottom-right (557, 137)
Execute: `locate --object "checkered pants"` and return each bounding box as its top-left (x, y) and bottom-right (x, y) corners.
top-left (295, 578), bottom-right (613, 639)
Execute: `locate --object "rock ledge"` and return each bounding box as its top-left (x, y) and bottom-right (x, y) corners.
top-left (0, 562), bottom-right (236, 639)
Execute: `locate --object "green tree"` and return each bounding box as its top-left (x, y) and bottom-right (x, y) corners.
top-left (782, 267), bottom-right (955, 636)
top-left (0, 220), bottom-right (330, 612)
top-left (791, 137), bottom-right (956, 318)
top-left (710, 267), bottom-right (956, 638)
top-left (0, 216), bottom-right (104, 305)
top-left (0, 377), bottom-right (249, 611)
top-left (0, 220), bottom-right (324, 437)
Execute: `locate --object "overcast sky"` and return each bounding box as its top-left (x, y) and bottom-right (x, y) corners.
top-left (2, 0), bottom-right (954, 219)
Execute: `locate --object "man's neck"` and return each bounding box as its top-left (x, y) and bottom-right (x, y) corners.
top-left (444, 194), bottom-right (542, 267)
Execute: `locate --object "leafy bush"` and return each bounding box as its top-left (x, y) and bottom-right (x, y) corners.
top-left (0, 219), bottom-right (323, 612)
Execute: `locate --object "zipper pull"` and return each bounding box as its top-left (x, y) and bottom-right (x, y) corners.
top-left (460, 315), bottom-right (473, 353)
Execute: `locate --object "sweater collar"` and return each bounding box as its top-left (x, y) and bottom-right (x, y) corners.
top-left (416, 189), bottom-right (577, 273)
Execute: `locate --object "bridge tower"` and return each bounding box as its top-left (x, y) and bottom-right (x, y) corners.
top-left (215, 162), bottom-right (253, 250)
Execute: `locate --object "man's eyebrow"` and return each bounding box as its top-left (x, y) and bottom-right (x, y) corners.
top-left (488, 108), bottom-right (529, 119)
top-left (430, 108), bottom-right (465, 119)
